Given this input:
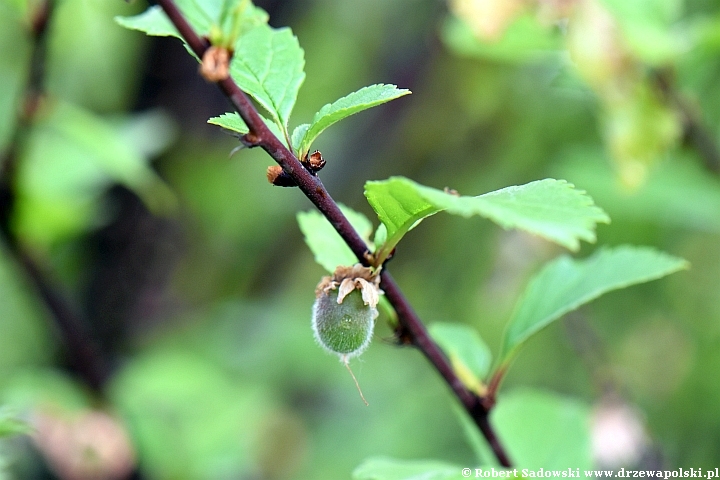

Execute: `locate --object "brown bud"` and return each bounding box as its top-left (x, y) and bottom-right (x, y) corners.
top-left (200, 46), bottom-right (230, 82)
top-left (266, 166), bottom-right (297, 187)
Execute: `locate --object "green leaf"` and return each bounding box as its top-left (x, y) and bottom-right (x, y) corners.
top-left (116, 1), bottom-right (268, 43)
top-left (0, 408), bottom-right (31, 438)
top-left (112, 109), bottom-right (178, 160)
top-left (364, 176), bottom-right (609, 264)
top-left (429, 323), bottom-right (492, 395)
top-left (373, 224), bottom-right (387, 250)
top-left (1, 0), bottom-right (32, 18)
top-left (555, 149), bottom-right (720, 233)
top-left (208, 112), bottom-right (249, 135)
top-left (208, 112), bottom-right (287, 147)
top-left (115, 6), bottom-right (178, 37)
top-left (291, 123), bottom-right (310, 155)
top-left (15, 101), bottom-right (175, 248)
top-left (214, 0), bottom-right (270, 46)
top-left (364, 178), bottom-right (442, 263)
top-left (49, 0), bottom-right (147, 113)
top-left (353, 457), bottom-right (465, 480)
top-left (230, 23), bottom-right (305, 131)
top-left (297, 205), bottom-right (373, 273)
top-left (500, 246), bottom-right (689, 363)
top-left (110, 351), bottom-right (271, 479)
top-left (492, 389), bottom-right (592, 469)
top-left (297, 84), bottom-right (410, 158)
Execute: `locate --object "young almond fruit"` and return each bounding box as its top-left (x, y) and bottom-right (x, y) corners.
top-left (312, 264), bottom-right (382, 404)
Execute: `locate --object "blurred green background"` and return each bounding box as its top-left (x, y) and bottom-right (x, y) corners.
top-left (1, 0), bottom-right (720, 478)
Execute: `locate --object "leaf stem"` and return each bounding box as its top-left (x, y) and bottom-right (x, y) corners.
top-left (153, 0), bottom-right (512, 467)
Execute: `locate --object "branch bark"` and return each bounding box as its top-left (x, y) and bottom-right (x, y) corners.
top-left (154, 0), bottom-right (512, 467)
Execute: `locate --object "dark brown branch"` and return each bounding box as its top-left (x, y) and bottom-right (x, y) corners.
top-left (154, 0), bottom-right (512, 467)
top-left (20, 251), bottom-right (111, 390)
top-left (0, 0), bottom-right (113, 393)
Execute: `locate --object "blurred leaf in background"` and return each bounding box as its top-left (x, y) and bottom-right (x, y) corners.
top-left (0, 0), bottom-right (719, 478)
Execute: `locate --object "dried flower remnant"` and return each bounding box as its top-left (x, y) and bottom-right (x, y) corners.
top-left (200, 46), bottom-right (230, 82)
top-left (312, 265), bottom-right (383, 404)
top-left (305, 150), bottom-right (326, 173)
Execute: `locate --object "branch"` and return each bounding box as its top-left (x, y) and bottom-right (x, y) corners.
top-left (155, 0), bottom-right (512, 467)
top-left (0, 0), bottom-right (113, 393)
top-left (653, 69), bottom-right (720, 174)
top-left (18, 250), bottom-right (112, 390)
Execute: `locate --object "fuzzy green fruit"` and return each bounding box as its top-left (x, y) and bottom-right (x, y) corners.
top-left (312, 287), bottom-right (377, 361)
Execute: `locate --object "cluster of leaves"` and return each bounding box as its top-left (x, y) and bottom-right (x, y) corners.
top-left (115, 1), bottom-right (691, 477)
top-left (117, 0), bottom-right (410, 161)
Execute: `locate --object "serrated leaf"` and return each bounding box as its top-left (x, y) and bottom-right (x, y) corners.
top-left (230, 23), bottom-right (305, 131)
top-left (297, 84), bottom-right (410, 157)
top-left (364, 176), bottom-right (609, 264)
top-left (353, 457), bottom-right (465, 480)
top-left (429, 323), bottom-right (492, 395)
top-left (492, 389), bottom-right (592, 469)
top-left (216, 0), bottom-right (269, 45)
top-left (208, 112), bottom-right (249, 135)
top-left (208, 112), bottom-right (287, 147)
top-left (116, 1), bottom-right (268, 43)
top-left (500, 246), bottom-right (689, 363)
top-left (115, 6), bottom-right (178, 37)
top-left (363, 178), bottom-right (439, 263)
top-left (297, 205), bottom-right (373, 273)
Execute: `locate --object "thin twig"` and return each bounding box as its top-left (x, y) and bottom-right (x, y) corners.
top-left (154, 0), bottom-right (512, 466)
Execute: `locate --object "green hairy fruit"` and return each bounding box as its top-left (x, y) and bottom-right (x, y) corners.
top-left (311, 265), bottom-right (382, 405)
top-left (311, 265), bottom-right (382, 364)
top-left (312, 287), bottom-right (377, 360)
